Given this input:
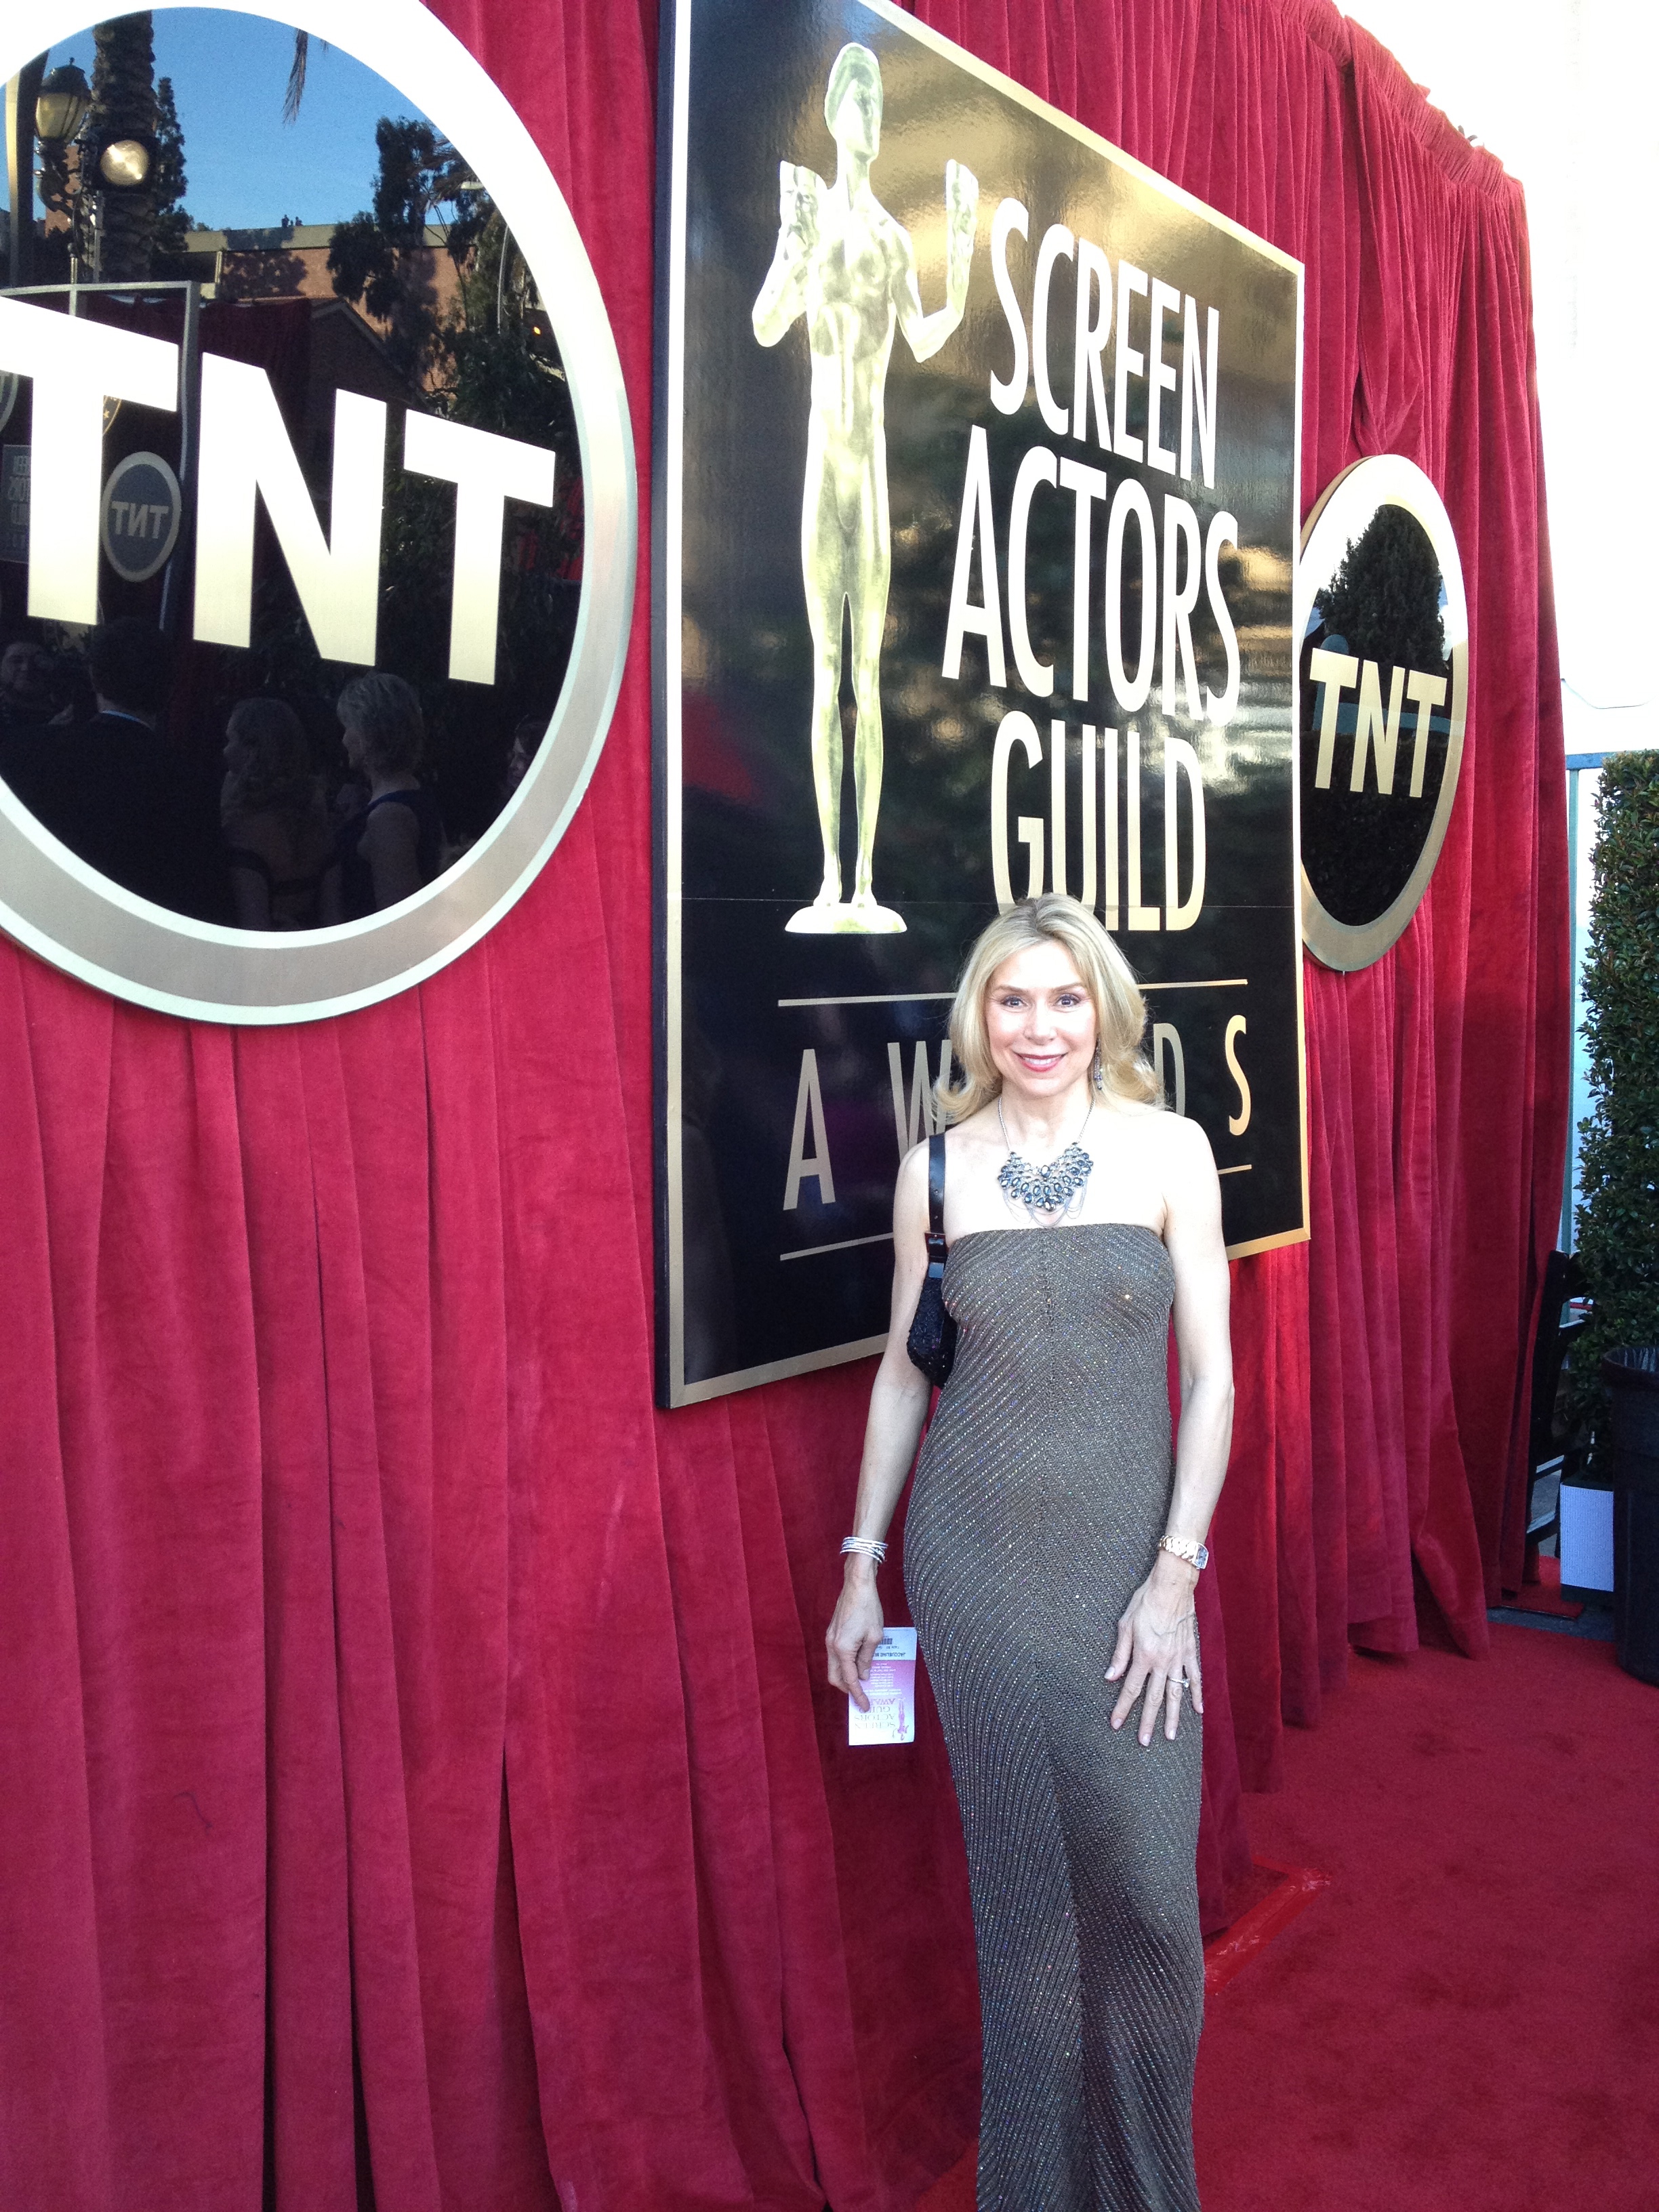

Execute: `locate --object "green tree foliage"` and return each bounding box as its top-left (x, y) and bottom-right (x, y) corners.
top-left (372, 211), bottom-right (581, 831)
top-left (1576, 751), bottom-right (1659, 1399)
top-left (327, 117), bottom-right (485, 380)
top-left (310, 121), bottom-right (582, 839)
top-left (1317, 503), bottom-right (1448, 675)
top-left (151, 75), bottom-right (192, 256)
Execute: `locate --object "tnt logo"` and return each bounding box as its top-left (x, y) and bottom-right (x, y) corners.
top-left (1306, 644), bottom-right (1449, 799)
top-left (100, 452), bottom-right (182, 583)
top-left (1295, 456), bottom-right (1468, 972)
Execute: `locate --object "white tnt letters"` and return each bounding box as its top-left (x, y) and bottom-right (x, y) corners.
top-left (194, 356), bottom-right (386, 664)
top-left (1312, 648), bottom-right (1450, 796)
top-left (403, 412), bottom-right (557, 684)
top-left (0, 298), bottom-right (177, 622)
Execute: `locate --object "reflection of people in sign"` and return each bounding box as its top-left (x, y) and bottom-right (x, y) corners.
top-left (324, 673), bottom-right (447, 920)
top-left (220, 699), bottom-right (333, 931)
top-left (752, 43), bottom-right (977, 934)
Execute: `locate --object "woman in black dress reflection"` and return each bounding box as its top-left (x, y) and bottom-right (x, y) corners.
top-left (220, 698), bottom-right (333, 930)
top-left (323, 672), bottom-right (447, 919)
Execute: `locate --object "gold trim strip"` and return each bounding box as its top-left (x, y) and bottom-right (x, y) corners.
top-left (779, 991), bottom-right (956, 1007)
top-left (1143, 978), bottom-right (1248, 992)
top-left (1290, 267), bottom-right (1312, 1245)
top-left (1226, 1225), bottom-right (1309, 1261)
top-left (662, 0), bottom-right (693, 1403)
top-left (781, 1233), bottom-right (896, 1262)
top-left (673, 1334), bottom-right (889, 1408)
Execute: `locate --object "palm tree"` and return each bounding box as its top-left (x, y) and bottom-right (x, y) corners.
top-left (284, 31), bottom-right (327, 123)
top-left (89, 12), bottom-right (158, 280)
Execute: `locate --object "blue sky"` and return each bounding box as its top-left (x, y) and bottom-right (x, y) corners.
top-left (15, 7), bottom-right (433, 232)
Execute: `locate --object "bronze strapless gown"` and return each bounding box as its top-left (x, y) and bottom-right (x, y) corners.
top-left (905, 1225), bottom-right (1203, 2212)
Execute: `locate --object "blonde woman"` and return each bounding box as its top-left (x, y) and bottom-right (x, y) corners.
top-left (826, 893), bottom-right (1233, 2211)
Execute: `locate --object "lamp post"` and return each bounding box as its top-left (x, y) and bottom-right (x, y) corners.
top-left (3, 56), bottom-right (49, 287)
top-left (29, 59), bottom-right (95, 280)
top-left (34, 60), bottom-right (92, 147)
top-left (29, 52), bottom-right (157, 285)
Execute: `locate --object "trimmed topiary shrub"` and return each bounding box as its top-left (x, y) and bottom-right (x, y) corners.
top-left (1575, 750), bottom-right (1659, 1408)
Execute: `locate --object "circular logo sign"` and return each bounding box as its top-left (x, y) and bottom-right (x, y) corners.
top-left (100, 451), bottom-right (183, 583)
top-left (0, 0), bottom-right (634, 1023)
top-left (1296, 455), bottom-right (1468, 970)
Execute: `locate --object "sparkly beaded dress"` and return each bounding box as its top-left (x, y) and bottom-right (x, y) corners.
top-left (905, 1223), bottom-right (1203, 2212)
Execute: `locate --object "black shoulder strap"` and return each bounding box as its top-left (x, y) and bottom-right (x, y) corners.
top-left (926, 1131), bottom-right (947, 1253)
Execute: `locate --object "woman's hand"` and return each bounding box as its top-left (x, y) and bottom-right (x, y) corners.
top-left (826, 1565), bottom-right (886, 1713)
top-left (1107, 1558), bottom-right (1203, 1746)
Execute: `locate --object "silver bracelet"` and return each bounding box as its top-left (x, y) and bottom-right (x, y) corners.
top-left (841, 1536), bottom-right (888, 1565)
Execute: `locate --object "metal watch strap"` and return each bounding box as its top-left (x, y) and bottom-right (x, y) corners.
top-left (1158, 1536), bottom-right (1210, 1571)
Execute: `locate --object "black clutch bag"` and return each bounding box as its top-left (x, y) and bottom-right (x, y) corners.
top-left (905, 1132), bottom-right (958, 1388)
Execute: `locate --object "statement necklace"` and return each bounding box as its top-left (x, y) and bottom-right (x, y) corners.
top-left (996, 1096), bottom-right (1094, 1218)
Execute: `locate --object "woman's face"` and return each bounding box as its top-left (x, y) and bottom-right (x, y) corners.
top-left (341, 720), bottom-right (369, 771)
top-left (984, 941), bottom-right (1098, 1103)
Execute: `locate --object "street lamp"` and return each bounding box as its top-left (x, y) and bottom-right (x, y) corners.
top-left (30, 60), bottom-right (155, 283)
top-left (32, 62), bottom-right (90, 149)
top-left (28, 59), bottom-right (95, 281)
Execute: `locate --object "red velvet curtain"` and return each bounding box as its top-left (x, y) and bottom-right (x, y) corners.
top-left (0, 3), bottom-right (1565, 2208)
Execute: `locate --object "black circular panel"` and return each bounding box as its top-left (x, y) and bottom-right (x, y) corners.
top-left (1296, 457), bottom-right (1469, 972)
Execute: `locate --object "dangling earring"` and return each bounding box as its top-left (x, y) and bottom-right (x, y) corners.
top-left (1090, 1046), bottom-right (1104, 1091)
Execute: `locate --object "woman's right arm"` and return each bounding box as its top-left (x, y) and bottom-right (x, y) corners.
top-left (825, 1139), bottom-right (935, 1711)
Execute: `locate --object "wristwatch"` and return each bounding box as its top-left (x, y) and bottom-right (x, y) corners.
top-left (1157, 1536), bottom-right (1210, 1571)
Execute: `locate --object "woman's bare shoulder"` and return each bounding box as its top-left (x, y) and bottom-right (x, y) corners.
top-left (943, 1103), bottom-right (1001, 1146)
top-left (895, 1134), bottom-right (930, 1197)
top-left (1153, 1116), bottom-right (1223, 1237)
top-left (1101, 1093), bottom-right (1161, 1122)
top-left (1103, 1098), bottom-right (1215, 1178)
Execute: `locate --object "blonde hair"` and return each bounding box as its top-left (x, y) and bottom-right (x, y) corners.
top-left (937, 895), bottom-right (1160, 1122)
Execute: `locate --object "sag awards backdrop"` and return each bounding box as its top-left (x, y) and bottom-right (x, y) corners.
top-left (0, 3), bottom-right (1565, 2211)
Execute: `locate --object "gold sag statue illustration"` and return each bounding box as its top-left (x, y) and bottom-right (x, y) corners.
top-left (752, 43), bottom-right (978, 935)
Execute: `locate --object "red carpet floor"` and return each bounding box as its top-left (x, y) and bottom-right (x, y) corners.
top-left (918, 1622), bottom-right (1659, 2211)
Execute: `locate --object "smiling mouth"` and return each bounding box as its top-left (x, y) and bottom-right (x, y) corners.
top-left (1015, 1051), bottom-right (1066, 1070)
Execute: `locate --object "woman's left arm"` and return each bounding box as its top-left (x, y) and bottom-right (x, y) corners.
top-left (1107, 1115), bottom-right (1234, 1746)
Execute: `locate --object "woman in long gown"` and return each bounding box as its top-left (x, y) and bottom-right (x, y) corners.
top-left (827, 894), bottom-right (1233, 2211)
